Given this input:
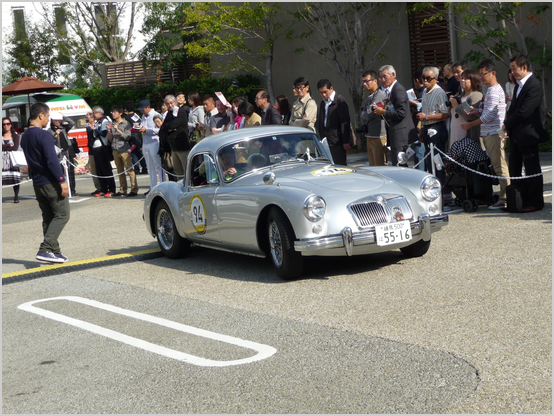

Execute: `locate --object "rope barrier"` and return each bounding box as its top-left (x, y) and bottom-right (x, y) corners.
top-left (67, 155), bottom-right (146, 179)
top-left (433, 147), bottom-right (550, 180)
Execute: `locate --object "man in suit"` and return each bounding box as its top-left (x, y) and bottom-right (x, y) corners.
top-left (162, 94), bottom-right (191, 179)
top-left (256, 90), bottom-right (282, 125)
top-left (372, 65), bottom-right (418, 166)
top-left (315, 78), bottom-right (352, 166)
top-left (503, 54), bottom-right (546, 212)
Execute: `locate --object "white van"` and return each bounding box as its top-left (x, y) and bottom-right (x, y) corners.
top-left (2, 92), bottom-right (92, 152)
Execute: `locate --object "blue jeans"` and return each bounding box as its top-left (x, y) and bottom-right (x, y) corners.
top-left (413, 142), bottom-right (426, 171)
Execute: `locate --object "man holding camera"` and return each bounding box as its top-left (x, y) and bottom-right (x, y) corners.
top-left (360, 70), bottom-right (387, 166)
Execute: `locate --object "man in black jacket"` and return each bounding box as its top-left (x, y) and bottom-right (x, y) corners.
top-left (373, 65), bottom-right (418, 166)
top-left (256, 90), bottom-right (282, 125)
top-left (162, 95), bottom-right (191, 179)
top-left (124, 101), bottom-right (148, 175)
top-left (49, 112), bottom-right (78, 196)
top-left (503, 54), bottom-right (547, 212)
top-left (315, 79), bottom-right (352, 166)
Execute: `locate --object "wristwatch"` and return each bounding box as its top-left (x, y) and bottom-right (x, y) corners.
top-left (424, 114), bottom-right (428, 120)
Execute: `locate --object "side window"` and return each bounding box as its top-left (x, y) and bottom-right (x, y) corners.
top-left (190, 153), bottom-right (219, 187)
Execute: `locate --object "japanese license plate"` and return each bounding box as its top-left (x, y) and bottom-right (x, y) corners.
top-left (375, 220), bottom-right (412, 246)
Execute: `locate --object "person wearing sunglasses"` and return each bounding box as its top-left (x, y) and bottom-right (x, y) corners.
top-left (289, 76), bottom-right (317, 132)
top-left (2, 117), bottom-right (21, 203)
top-left (416, 67), bottom-right (450, 180)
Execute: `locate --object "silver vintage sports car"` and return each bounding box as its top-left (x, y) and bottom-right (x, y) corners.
top-left (144, 126), bottom-right (449, 279)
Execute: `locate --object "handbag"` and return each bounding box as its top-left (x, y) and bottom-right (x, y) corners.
top-left (9, 151), bottom-right (27, 167)
top-left (162, 152), bottom-right (174, 172)
top-left (190, 129), bottom-right (203, 146)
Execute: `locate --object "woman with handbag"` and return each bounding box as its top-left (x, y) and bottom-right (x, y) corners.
top-left (2, 117), bottom-right (21, 203)
top-left (187, 91), bottom-right (205, 146)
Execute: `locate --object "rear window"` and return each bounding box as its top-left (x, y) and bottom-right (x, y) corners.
top-left (65, 115), bottom-right (87, 130)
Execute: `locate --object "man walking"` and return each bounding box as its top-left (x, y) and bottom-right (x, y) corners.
top-left (503, 54), bottom-right (546, 212)
top-left (315, 79), bottom-right (352, 166)
top-left (373, 65), bottom-right (418, 166)
top-left (462, 59), bottom-right (509, 209)
top-left (20, 103), bottom-right (70, 263)
top-left (289, 76), bottom-right (317, 132)
top-left (360, 70), bottom-right (387, 166)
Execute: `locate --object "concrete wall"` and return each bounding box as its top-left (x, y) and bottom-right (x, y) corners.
top-left (214, 2), bottom-right (551, 120)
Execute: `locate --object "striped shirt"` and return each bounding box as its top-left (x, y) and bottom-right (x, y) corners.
top-left (479, 83), bottom-right (506, 136)
top-left (421, 84), bottom-right (448, 126)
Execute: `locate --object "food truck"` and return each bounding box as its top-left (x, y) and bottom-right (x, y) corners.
top-left (2, 93), bottom-right (93, 173)
top-left (2, 92), bottom-right (92, 151)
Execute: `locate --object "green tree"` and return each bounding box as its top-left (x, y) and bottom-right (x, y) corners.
top-left (34, 2), bottom-right (141, 85)
top-left (294, 2), bottom-right (401, 130)
top-left (138, 2), bottom-right (196, 73)
top-left (181, 2), bottom-right (298, 100)
top-left (410, 2), bottom-right (551, 118)
top-left (4, 16), bottom-right (62, 84)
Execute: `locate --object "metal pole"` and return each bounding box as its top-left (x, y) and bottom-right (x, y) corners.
top-left (62, 156), bottom-right (72, 198)
top-left (430, 142), bottom-right (436, 177)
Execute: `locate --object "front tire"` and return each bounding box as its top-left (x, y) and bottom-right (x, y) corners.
top-left (267, 208), bottom-right (303, 279)
top-left (155, 200), bottom-right (190, 258)
top-left (400, 238), bottom-right (431, 258)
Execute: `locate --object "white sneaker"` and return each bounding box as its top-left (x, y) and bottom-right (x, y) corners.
top-left (489, 201), bottom-right (506, 210)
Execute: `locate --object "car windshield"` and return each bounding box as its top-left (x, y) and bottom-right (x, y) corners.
top-left (217, 133), bottom-right (326, 181)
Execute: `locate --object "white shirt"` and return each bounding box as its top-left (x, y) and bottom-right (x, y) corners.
top-left (323, 90), bottom-right (336, 126)
top-left (516, 72), bottom-right (533, 98)
top-left (385, 80), bottom-right (397, 99)
top-left (141, 109), bottom-right (160, 146)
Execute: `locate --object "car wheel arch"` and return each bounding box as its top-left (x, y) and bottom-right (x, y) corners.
top-left (256, 204), bottom-right (294, 257)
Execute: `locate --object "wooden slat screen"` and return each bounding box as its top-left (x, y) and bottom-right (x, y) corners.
top-left (407, 5), bottom-right (452, 76)
top-left (103, 58), bottom-right (209, 88)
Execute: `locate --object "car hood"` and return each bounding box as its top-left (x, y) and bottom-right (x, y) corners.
top-left (257, 163), bottom-right (388, 193)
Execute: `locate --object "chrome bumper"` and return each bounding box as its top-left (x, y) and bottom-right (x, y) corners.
top-left (294, 213), bottom-right (449, 254)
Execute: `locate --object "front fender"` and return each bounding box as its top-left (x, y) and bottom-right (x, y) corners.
top-left (144, 181), bottom-right (188, 239)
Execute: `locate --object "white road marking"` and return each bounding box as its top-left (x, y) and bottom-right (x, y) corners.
top-left (18, 296), bottom-right (277, 367)
top-left (69, 198), bottom-right (91, 204)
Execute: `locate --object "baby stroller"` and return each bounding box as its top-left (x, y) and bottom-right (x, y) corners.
top-left (445, 137), bottom-right (498, 212)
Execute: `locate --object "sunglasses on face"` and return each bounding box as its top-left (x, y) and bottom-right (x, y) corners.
top-left (3, 122), bottom-right (11, 126)
top-left (423, 76), bottom-right (436, 82)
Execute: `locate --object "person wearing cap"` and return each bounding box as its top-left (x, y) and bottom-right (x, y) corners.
top-left (49, 111), bottom-right (78, 196)
top-left (138, 99), bottom-right (165, 195)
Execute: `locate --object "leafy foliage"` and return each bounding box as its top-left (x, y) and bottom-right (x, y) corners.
top-left (180, 2), bottom-right (298, 99)
top-left (58, 75), bottom-right (262, 114)
top-left (293, 2), bottom-right (401, 131)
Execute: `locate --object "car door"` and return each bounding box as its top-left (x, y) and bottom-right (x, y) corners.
top-left (179, 152), bottom-right (221, 243)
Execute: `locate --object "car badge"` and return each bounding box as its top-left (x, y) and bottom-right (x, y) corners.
top-left (376, 196), bottom-right (385, 205)
top-left (391, 206), bottom-right (404, 221)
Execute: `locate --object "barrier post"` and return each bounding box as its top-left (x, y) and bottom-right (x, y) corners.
top-left (430, 143), bottom-right (436, 177)
top-left (62, 156), bottom-right (72, 198)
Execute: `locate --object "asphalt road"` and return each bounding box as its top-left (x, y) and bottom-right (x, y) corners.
top-left (2, 153), bottom-right (552, 413)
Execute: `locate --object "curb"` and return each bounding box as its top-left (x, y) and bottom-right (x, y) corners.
top-left (2, 248), bottom-right (163, 285)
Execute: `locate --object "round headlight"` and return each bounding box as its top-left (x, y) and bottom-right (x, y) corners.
top-left (421, 176), bottom-right (441, 201)
top-left (303, 195), bottom-right (326, 222)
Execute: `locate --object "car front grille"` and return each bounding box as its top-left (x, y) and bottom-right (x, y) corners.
top-left (349, 197), bottom-right (413, 228)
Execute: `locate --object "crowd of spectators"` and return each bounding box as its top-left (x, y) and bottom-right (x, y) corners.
top-left (10, 55), bottom-right (545, 212)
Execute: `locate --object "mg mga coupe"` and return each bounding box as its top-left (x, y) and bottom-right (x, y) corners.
top-left (144, 126), bottom-right (449, 279)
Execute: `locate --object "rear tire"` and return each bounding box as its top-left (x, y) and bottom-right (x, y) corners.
top-left (400, 238), bottom-right (431, 258)
top-left (155, 200), bottom-right (190, 259)
top-left (267, 207), bottom-right (303, 279)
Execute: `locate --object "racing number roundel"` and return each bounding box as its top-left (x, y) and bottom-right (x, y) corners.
top-left (190, 194), bottom-right (207, 234)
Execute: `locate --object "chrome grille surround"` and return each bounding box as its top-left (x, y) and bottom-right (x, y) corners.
top-left (348, 195), bottom-right (414, 228)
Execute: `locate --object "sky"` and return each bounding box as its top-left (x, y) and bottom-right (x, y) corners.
top-left (1, 2), bottom-right (146, 54)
